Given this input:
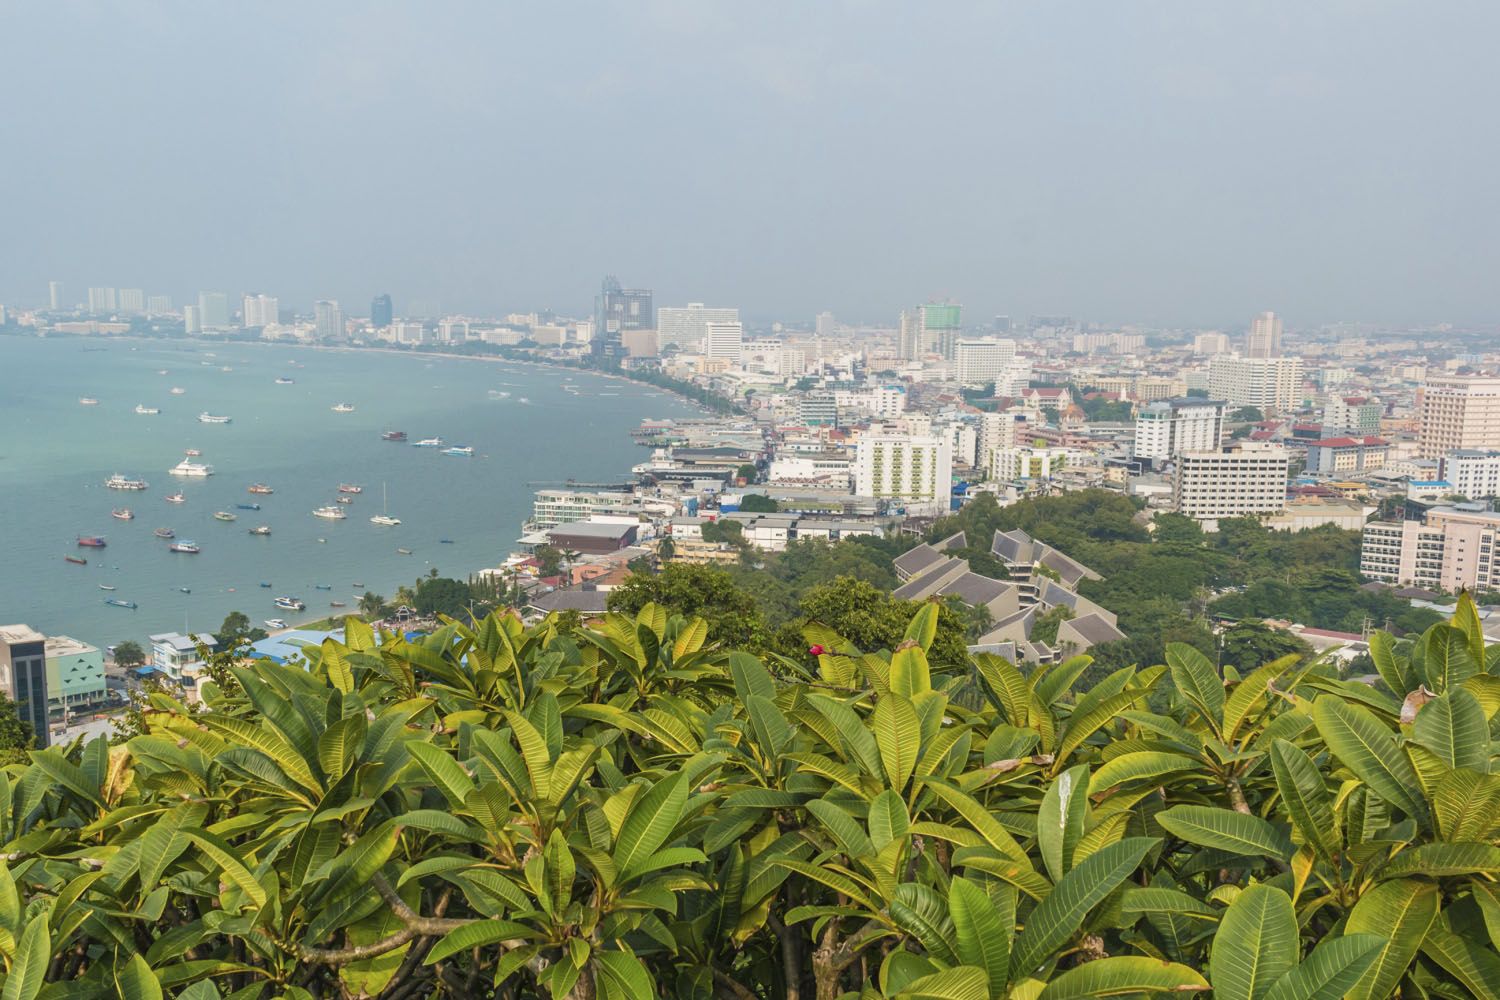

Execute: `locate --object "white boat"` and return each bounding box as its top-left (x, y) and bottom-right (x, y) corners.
top-left (169, 460), bottom-right (214, 477)
top-left (442, 445), bottom-right (474, 457)
top-left (265, 618), bottom-right (289, 629)
top-left (412, 437), bottom-right (444, 447)
top-left (331, 402), bottom-right (356, 412)
top-left (273, 597), bottom-right (305, 612)
top-left (313, 505), bottom-right (347, 519)
top-left (198, 412), bottom-right (231, 423)
top-left (170, 387), bottom-right (186, 394)
top-left (274, 377), bottom-right (294, 384)
top-left (79, 397), bottom-right (100, 405)
top-left (370, 484), bottom-right (400, 525)
top-left (134, 404), bottom-right (160, 415)
top-left (105, 474), bottom-right (148, 490)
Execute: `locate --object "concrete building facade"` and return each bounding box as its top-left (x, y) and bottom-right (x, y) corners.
top-left (1173, 442), bottom-right (1290, 521)
top-left (1418, 376), bottom-right (1500, 458)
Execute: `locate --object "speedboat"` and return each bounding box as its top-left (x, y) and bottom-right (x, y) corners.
top-left (165, 492), bottom-right (185, 503)
top-left (184, 448), bottom-right (201, 456)
top-left (331, 403), bottom-right (356, 412)
top-left (396, 547), bottom-right (412, 555)
top-left (265, 618), bottom-right (288, 629)
top-left (198, 412), bottom-right (231, 423)
top-left (105, 598), bottom-right (137, 609)
top-left (273, 596), bottom-right (305, 611)
top-left (65, 555), bottom-right (87, 565)
top-left (134, 404), bottom-right (159, 415)
top-left (214, 511), bottom-right (237, 521)
top-left (313, 505), bottom-right (347, 519)
top-left (236, 503), bottom-right (260, 511)
top-left (335, 496), bottom-right (353, 504)
top-left (337, 484), bottom-right (362, 494)
top-left (79, 397), bottom-right (100, 405)
top-left (274, 377), bottom-right (294, 384)
top-left (249, 525), bottom-right (271, 535)
top-left (248, 483), bottom-right (274, 494)
top-left (370, 514), bottom-right (401, 526)
top-left (315, 584), bottom-right (331, 590)
top-left (413, 437), bottom-right (443, 448)
top-left (99, 584), bottom-right (115, 591)
top-left (259, 582), bottom-right (272, 588)
top-left (170, 387), bottom-right (185, 394)
top-left (442, 445), bottom-right (474, 456)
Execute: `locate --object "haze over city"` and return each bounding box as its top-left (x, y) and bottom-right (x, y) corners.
top-left (6, 1), bottom-right (1499, 327)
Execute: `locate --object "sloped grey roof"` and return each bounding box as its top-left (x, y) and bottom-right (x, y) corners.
top-left (939, 572), bottom-right (1014, 607)
top-left (934, 531), bottom-right (968, 552)
top-left (991, 529), bottom-right (1035, 562)
top-left (893, 575), bottom-right (939, 601)
top-left (1039, 580), bottom-right (1080, 610)
top-left (528, 590), bottom-right (610, 614)
top-left (1060, 612), bottom-right (1127, 646)
top-left (894, 544), bottom-right (945, 579)
top-left (1037, 548), bottom-right (1101, 586)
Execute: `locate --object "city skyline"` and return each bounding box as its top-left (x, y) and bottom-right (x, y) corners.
top-left (5, 4), bottom-right (1500, 326)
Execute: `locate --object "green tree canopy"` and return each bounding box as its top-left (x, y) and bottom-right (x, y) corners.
top-left (111, 640), bottom-right (145, 669)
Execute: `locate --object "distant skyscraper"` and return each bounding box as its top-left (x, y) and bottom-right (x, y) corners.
top-left (898, 310), bottom-right (923, 359)
top-left (183, 305), bottom-right (200, 334)
top-left (371, 294), bottom-right (393, 329)
top-left (1246, 311), bottom-right (1283, 358)
top-left (146, 294), bottom-right (172, 315)
top-left (48, 281), bottom-right (64, 310)
top-left (994, 315), bottom-right (1012, 332)
top-left (314, 300), bottom-right (344, 340)
top-left (658, 303), bottom-right (737, 347)
top-left (242, 293), bottom-right (278, 328)
top-left (592, 276), bottom-right (652, 366)
top-left (198, 292), bottom-right (231, 330)
top-left (118, 289), bottom-right (144, 314)
top-left (920, 303), bottom-right (963, 360)
top-left (815, 311), bottom-right (837, 337)
top-left (87, 287), bottom-right (116, 313)
top-left (703, 321), bottom-right (743, 361)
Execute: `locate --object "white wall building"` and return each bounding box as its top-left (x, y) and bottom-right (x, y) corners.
top-left (117, 288), bottom-right (144, 314)
top-left (1207, 355), bottom-right (1304, 413)
top-left (991, 445), bottom-right (1071, 482)
top-left (1134, 398), bottom-right (1226, 464)
top-left (833, 385), bottom-right (907, 418)
top-left (954, 338), bottom-right (1017, 387)
top-left (1245, 311), bottom-right (1283, 357)
top-left (703, 321), bottom-right (743, 361)
top-left (658, 303), bottom-right (738, 348)
top-left (854, 433), bottom-right (953, 513)
top-left (242, 293), bottom-right (278, 328)
top-left (1440, 450), bottom-right (1500, 500)
top-left (1173, 442), bottom-right (1290, 522)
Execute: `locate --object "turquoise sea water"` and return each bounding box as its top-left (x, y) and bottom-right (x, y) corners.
top-left (0, 336), bottom-right (696, 651)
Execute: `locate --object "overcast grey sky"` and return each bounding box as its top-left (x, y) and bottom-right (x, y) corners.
top-left (3, 1), bottom-right (1497, 327)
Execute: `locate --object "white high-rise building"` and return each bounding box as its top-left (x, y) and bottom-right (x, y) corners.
top-left (658, 304), bottom-right (738, 348)
top-left (146, 294), bottom-right (173, 315)
top-left (242, 293), bottom-right (278, 328)
top-left (48, 280), bottom-right (64, 311)
top-left (1208, 355), bottom-right (1303, 413)
top-left (183, 305), bottom-right (200, 334)
top-left (954, 338), bottom-right (1018, 388)
top-left (898, 309), bottom-right (923, 360)
top-left (198, 292), bottom-right (231, 331)
top-left (703, 321), bottom-right (743, 361)
top-left (1133, 398), bottom-right (1227, 465)
top-left (979, 411), bottom-right (1037, 475)
top-left (118, 289), bottom-right (144, 314)
top-left (1246, 312), bottom-right (1283, 358)
top-left (815, 311), bottom-right (837, 337)
top-left (313, 300), bottom-right (344, 340)
top-left (854, 433), bottom-right (953, 513)
top-left (87, 287), bottom-right (116, 313)
top-left (1193, 331), bottom-right (1231, 355)
top-left (1418, 376), bottom-right (1500, 458)
top-left (991, 445), bottom-right (1072, 481)
top-left (1173, 442), bottom-right (1290, 522)
top-left (1439, 450), bottom-right (1500, 500)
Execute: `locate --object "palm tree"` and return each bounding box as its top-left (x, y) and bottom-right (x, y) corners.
top-left (562, 549), bottom-right (581, 588)
top-left (358, 591), bottom-right (386, 618)
top-left (657, 535), bottom-right (676, 563)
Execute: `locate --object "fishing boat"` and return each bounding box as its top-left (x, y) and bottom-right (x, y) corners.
top-left (413, 437), bottom-right (444, 447)
top-left (335, 496), bottom-right (353, 504)
top-left (237, 503), bottom-right (261, 511)
top-left (134, 404), bottom-right (159, 415)
top-left (442, 445), bottom-right (474, 457)
top-left (154, 528), bottom-right (174, 539)
top-left (274, 377), bottom-right (294, 384)
top-left (110, 508), bottom-right (134, 520)
top-left (214, 511), bottom-right (237, 521)
top-left (169, 459), bottom-right (214, 477)
top-left (259, 582), bottom-right (272, 588)
top-left (396, 548), bottom-right (413, 555)
top-left (248, 483), bottom-right (274, 494)
top-left (65, 555), bottom-right (87, 565)
top-left (352, 582), bottom-right (364, 588)
top-left (164, 492), bottom-right (186, 503)
top-left (105, 598), bottom-right (137, 609)
top-left (439, 538), bottom-right (454, 544)
top-left (337, 484), bottom-right (362, 494)
top-left (331, 403), bottom-right (356, 412)
top-left (77, 536), bottom-right (107, 548)
top-left (315, 584), bottom-right (331, 590)
top-left (313, 505), bottom-right (347, 519)
top-left (381, 430), bottom-right (407, 441)
top-left (249, 525), bottom-right (271, 536)
top-left (105, 474), bottom-right (148, 490)
top-left (198, 412), bottom-right (232, 423)
top-left (99, 584), bottom-right (115, 591)
top-left (273, 596), bottom-right (305, 611)
top-left (329, 601), bottom-right (346, 608)
top-left (168, 540), bottom-right (200, 553)
top-left (79, 397), bottom-right (100, 405)
top-left (265, 618), bottom-right (288, 630)
top-left (170, 387), bottom-right (186, 394)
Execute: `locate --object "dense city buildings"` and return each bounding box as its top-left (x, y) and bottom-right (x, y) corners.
top-left (593, 276), bottom-right (652, 366)
top-left (854, 433), bottom-right (953, 513)
top-left (920, 303), bottom-right (962, 360)
top-left (702, 321), bottom-right (743, 361)
top-left (1133, 398), bottom-right (1226, 466)
top-left (657, 303), bottom-right (736, 348)
top-left (1418, 376), bottom-right (1500, 458)
top-left (1361, 506), bottom-right (1500, 592)
top-left (1305, 436), bottom-right (1389, 474)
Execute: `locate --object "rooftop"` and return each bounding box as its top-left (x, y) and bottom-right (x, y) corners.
top-left (0, 624), bottom-right (45, 645)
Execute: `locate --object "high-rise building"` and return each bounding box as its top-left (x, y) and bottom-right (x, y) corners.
top-left (854, 433), bottom-right (953, 512)
top-left (1418, 376), bottom-right (1500, 458)
top-left (0, 624), bottom-right (50, 749)
top-left (702, 321), bottom-right (743, 361)
top-left (1172, 442), bottom-right (1289, 522)
top-left (87, 287), bottom-right (116, 313)
top-left (658, 303), bottom-right (737, 347)
top-left (1361, 506), bottom-right (1500, 591)
top-left (314, 300), bottom-right (345, 340)
top-left (183, 305), bottom-right (200, 334)
top-left (593, 276), bottom-right (652, 366)
top-left (898, 310), bottom-right (923, 360)
top-left (242, 293), bottom-right (278, 328)
top-left (198, 292), bottom-right (231, 331)
top-left (1439, 450), bottom-right (1500, 500)
top-left (815, 311), bottom-right (837, 337)
top-left (954, 338), bottom-right (1018, 387)
top-left (1246, 311), bottom-right (1283, 358)
top-left (1193, 331), bottom-right (1231, 355)
top-left (1207, 355), bottom-right (1303, 413)
top-left (920, 303), bottom-right (962, 361)
top-left (146, 294), bottom-right (172, 315)
top-left (1133, 398), bottom-right (1227, 465)
top-left (1323, 396), bottom-right (1383, 435)
top-left (979, 410), bottom-right (1036, 470)
top-left (48, 280), bottom-right (64, 311)
top-left (371, 294), bottom-right (393, 329)
top-left (118, 288), bottom-right (144, 314)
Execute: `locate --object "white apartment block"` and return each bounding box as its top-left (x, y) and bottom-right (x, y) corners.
top-left (954, 338), bottom-right (1017, 387)
top-left (1418, 376), bottom-right (1500, 459)
top-left (242, 293), bottom-right (278, 328)
top-left (943, 422), bottom-right (978, 467)
top-left (530, 489), bottom-right (639, 530)
top-left (703, 321), bottom-right (743, 361)
top-left (1134, 398), bottom-right (1226, 464)
top-left (833, 385), bottom-right (907, 418)
top-left (146, 294), bottom-right (172, 315)
top-left (1173, 442), bottom-right (1289, 522)
top-left (1207, 355), bottom-right (1304, 413)
top-left (1361, 507), bottom-right (1500, 592)
top-left (87, 287), bottom-right (116, 312)
top-left (1323, 396), bottom-right (1382, 435)
top-left (117, 288), bottom-right (145, 313)
top-left (1245, 311), bottom-right (1283, 358)
top-left (991, 445), bottom-right (1071, 481)
top-left (854, 434), bottom-right (953, 512)
top-left (979, 410), bottom-right (1038, 466)
top-left (1440, 451), bottom-right (1500, 500)
top-left (658, 304), bottom-right (738, 347)
top-left (1193, 332), bottom-right (1230, 355)
top-left (766, 455), bottom-right (852, 490)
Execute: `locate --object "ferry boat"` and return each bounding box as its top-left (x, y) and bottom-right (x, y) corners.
top-left (168, 540), bottom-right (200, 553)
top-left (335, 496), bottom-right (353, 504)
top-left (331, 403), bottom-right (356, 412)
top-left (105, 598), bottom-right (137, 610)
top-left (273, 596), bottom-right (305, 611)
top-left (236, 503), bottom-right (260, 511)
top-left (154, 528), bottom-right (174, 538)
top-left (248, 483), bottom-right (274, 494)
top-left (110, 508), bottom-right (134, 520)
top-left (134, 404), bottom-right (159, 415)
top-left (76, 536), bottom-right (107, 548)
top-left (79, 397), bottom-right (100, 405)
top-left (169, 460), bottom-right (214, 477)
top-left (105, 474), bottom-right (148, 490)
top-left (65, 555), bottom-right (87, 565)
top-left (413, 437), bottom-right (444, 448)
top-left (265, 618), bottom-right (288, 630)
top-left (198, 412), bottom-right (232, 423)
top-left (370, 514), bottom-right (401, 526)
top-left (381, 430), bottom-right (407, 441)
top-left (313, 505), bottom-right (347, 519)
top-left (337, 484), bottom-right (363, 494)
top-left (214, 511), bottom-right (237, 521)
top-left (249, 525), bottom-right (271, 535)
top-left (170, 387), bottom-right (186, 394)
top-left (274, 377), bottom-right (294, 384)
top-left (442, 445), bottom-right (474, 457)
top-left (164, 492), bottom-right (186, 503)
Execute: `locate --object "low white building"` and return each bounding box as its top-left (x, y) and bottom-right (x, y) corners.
top-left (1440, 450), bottom-right (1500, 500)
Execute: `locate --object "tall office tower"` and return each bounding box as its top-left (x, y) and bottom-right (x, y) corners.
top-left (954, 338), bottom-right (1018, 387)
top-left (87, 287), bottom-right (117, 313)
top-left (920, 303), bottom-right (963, 360)
top-left (198, 292), bottom-right (231, 330)
top-left (854, 433), bottom-right (954, 511)
top-left (146, 294), bottom-right (172, 315)
top-left (48, 280), bottom-right (64, 310)
top-left (1133, 398), bottom-right (1227, 465)
top-left (815, 311), bottom-right (836, 337)
top-left (898, 309), bottom-right (923, 359)
top-left (117, 289), bottom-right (145, 313)
top-left (592, 276), bottom-right (652, 366)
top-left (370, 293), bottom-right (393, 329)
top-left (658, 303), bottom-right (737, 347)
top-left (1245, 311), bottom-right (1283, 358)
top-left (1173, 442), bottom-right (1290, 522)
top-left (0, 624), bottom-right (50, 749)
top-left (242, 293), bottom-right (278, 328)
top-left (1418, 376), bottom-right (1500, 458)
top-left (1193, 331), bottom-right (1231, 355)
top-left (994, 315), bottom-right (1012, 333)
top-left (702, 321), bottom-right (743, 361)
top-left (183, 305), bottom-right (200, 333)
top-left (313, 300), bottom-right (345, 340)
top-left (1207, 355), bottom-right (1304, 413)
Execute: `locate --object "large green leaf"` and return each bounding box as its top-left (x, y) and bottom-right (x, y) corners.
top-left (1010, 837), bottom-right (1156, 980)
top-left (1410, 688), bottom-right (1490, 772)
top-left (874, 694), bottom-right (921, 792)
top-left (1091, 751), bottom-right (1202, 792)
top-left (1369, 629), bottom-right (1416, 696)
top-left (1420, 918), bottom-right (1500, 1000)
top-left (805, 799), bottom-right (873, 859)
top-left (891, 966), bottom-right (989, 1000)
top-left (2, 918), bottom-right (48, 1000)
top-left (1037, 765), bottom-right (1090, 882)
top-left (1268, 739), bottom-right (1338, 864)
top-left (949, 876), bottom-right (1011, 996)
top-left (1209, 884), bottom-right (1297, 1000)
top-left (1311, 697), bottom-right (1430, 830)
top-left (423, 919), bottom-right (536, 964)
top-left (891, 883), bottom-right (959, 966)
top-left (1167, 642), bottom-right (1224, 736)
top-left (1157, 805), bottom-right (1294, 861)
top-left (182, 830), bottom-right (268, 907)
top-left (1037, 956), bottom-right (1209, 1000)
top-left (868, 789), bottom-right (910, 851)
top-left (1423, 623), bottom-right (1480, 693)
top-left (1261, 933), bottom-right (1384, 1000)
top-left (614, 773), bottom-right (688, 880)
top-left (1343, 878), bottom-right (1438, 1000)
top-left (405, 740), bottom-right (477, 810)
top-left (114, 954), bottom-right (163, 1000)
top-left (1374, 841), bottom-right (1500, 880)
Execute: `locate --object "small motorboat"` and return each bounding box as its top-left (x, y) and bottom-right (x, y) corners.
top-left (396, 548), bottom-right (413, 555)
top-left (249, 525), bottom-right (271, 535)
top-left (165, 492), bottom-right (186, 503)
top-left (352, 582), bottom-right (364, 588)
top-left (99, 584), bottom-right (115, 591)
top-left (329, 601), bottom-right (347, 608)
top-left (315, 584), bottom-right (331, 590)
top-left (111, 508), bottom-right (134, 520)
top-left (259, 582), bottom-right (272, 588)
top-left (214, 511), bottom-right (236, 521)
top-left (236, 503), bottom-right (261, 511)
top-left (155, 528), bottom-right (174, 539)
top-left (179, 587), bottom-right (190, 593)
top-left (105, 598), bottom-right (138, 609)
top-left (439, 538), bottom-right (454, 544)
top-left (66, 555), bottom-right (87, 565)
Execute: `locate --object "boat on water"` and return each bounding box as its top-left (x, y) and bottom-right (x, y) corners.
top-left (168, 540), bottom-right (200, 553)
top-left (236, 502), bottom-right (260, 511)
top-left (335, 496), bottom-right (353, 504)
top-left (134, 404), bottom-right (159, 415)
top-left (170, 387), bottom-right (186, 394)
top-left (275, 377), bottom-right (294, 384)
top-left (442, 445), bottom-right (474, 457)
top-left (214, 511), bottom-right (237, 521)
top-left (371, 514), bottom-right (401, 526)
top-left (337, 484), bottom-right (363, 494)
top-left (198, 412), bottom-right (232, 423)
top-left (439, 538), bottom-right (454, 543)
top-left (99, 584), bottom-right (115, 591)
top-left (331, 403), bottom-right (356, 412)
top-left (313, 505), bottom-right (347, 519)
top-left (65, 555), bottom-right (87, 565)
top-left (265, 618), bottom-right (288, 629)
top-left (156, 370), bottom-right (168, 375)
top-left (315, 584), bottom-right (331, 590)
top-left (184, 448), bottom-right (201, 456)
top-left (273, 596), bottom-right (305, 611)
top-left (105, 474), bottom-right (148, 490)
top-left (110, 508), bottom-right (133, 520)
top-left (249, 525), bottom-right (271, 535)
top-left (79, 397), bottom-right (100, 405)
top-left (169, 460), bottom-right (214, 477)
top-left (381, 430), bottom-right (407, 441)
top-left (397, 548), bottom-right (413, 555)
top-left (248, 483), bottom-right (274, 494)
top-left (105, 598), bottom-right (137, 609)
top-left (77, 536), bottom-right (106, 548)
top-left (164, 492), bottom-right (185, 503)
top-left (329, 601), bottom-right (346, 608)
top-left (179, 587), bottom-right (190, 593)
top-left (154, 528), bottom-right (174, 538)
top-left (413, 437), bottom-right (444, 448)
top-left (352, 582), bottom-right (364, 588)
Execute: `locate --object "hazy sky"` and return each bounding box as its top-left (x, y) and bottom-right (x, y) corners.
top-left (4, 1), bottom-right (1497, 327)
